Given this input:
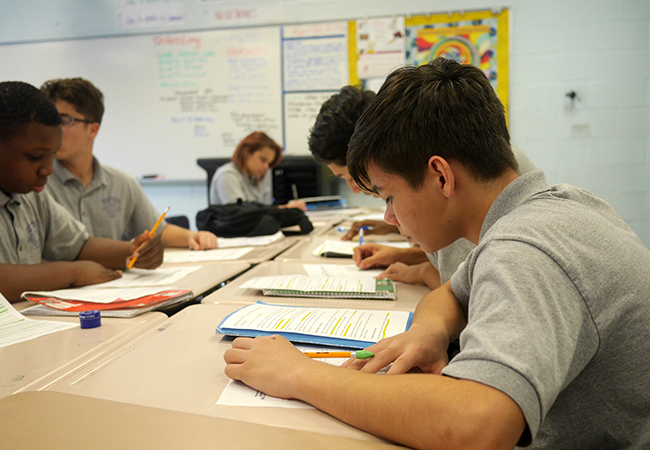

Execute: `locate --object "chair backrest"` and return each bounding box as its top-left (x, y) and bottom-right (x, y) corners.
top-left (165, 215), bottom-right (190, 229)
top-left (197, 156), bottom-right (339, 206)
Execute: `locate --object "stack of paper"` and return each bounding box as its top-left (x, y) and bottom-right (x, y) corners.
top-left (240, 275), bottom-right (395, 300)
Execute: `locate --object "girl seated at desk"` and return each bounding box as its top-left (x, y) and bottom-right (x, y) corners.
top-left (209, 131), bottom-right (306, 211)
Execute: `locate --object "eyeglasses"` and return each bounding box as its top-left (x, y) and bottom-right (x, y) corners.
top-left (60, 114), bottom-right (95, 130)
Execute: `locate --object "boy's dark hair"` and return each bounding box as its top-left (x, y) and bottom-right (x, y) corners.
top-left (0, 81), bottom-right (62, 142)
top-left (308, 86), bottom-right (376, 167)
top-left (348, 57), bottom-right (517, 191)
top-left (40, 77), bottom-right (104, 124)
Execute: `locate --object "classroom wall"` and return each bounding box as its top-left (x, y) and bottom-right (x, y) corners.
top-left (2, 0), bottom-right (649, 247)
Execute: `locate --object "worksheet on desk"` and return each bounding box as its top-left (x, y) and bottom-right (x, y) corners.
top-left (216, 345), bottom-right (388, 409)
top-left (302, 264), bottom-right (383, 279)
top-left (91, 266), bottom-right (201, 288)
top-left (217, 231), bottom-right (284, 248)
top-left (0, 294), bottom-right (77, 348)
top-left (163, 247), bottom-right (254, 263)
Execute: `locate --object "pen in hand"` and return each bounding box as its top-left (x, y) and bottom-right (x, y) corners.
top-left (304, 350), bottom-right (374, 359)
top-left (358, 225), bottom-right (371, 245)
top-left (127, 206), bottom-right (169, 269)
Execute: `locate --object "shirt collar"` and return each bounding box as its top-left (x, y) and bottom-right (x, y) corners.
top-left (52, 157), bottom-right (106, 187)
top-left (479, 170), bottom-right (550, 241)
top-left (0, 189), bottom-right (22, 207)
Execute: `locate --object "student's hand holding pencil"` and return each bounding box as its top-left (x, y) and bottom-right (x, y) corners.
top-left (127, 230), bottom-right (165, 269)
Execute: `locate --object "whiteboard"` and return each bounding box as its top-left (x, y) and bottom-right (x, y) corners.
top-left (0, 27), bottom-right (283, 180)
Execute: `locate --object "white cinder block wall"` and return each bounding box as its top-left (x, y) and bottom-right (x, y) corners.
top-left (507, 0), bottom-right (650, 246)
top-left (144, 0), bottom-right (650, 246)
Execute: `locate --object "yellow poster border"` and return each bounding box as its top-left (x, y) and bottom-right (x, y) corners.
top-left (348, 9), bottom-right (510, 119)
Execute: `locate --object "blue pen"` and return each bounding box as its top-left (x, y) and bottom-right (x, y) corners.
top-left (358, 226), bottom-right (370, 245)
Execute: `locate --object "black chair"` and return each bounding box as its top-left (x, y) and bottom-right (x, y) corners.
top-left (196, 156), bottom-right (339, 206)
top-left (197, 157), bottom-right (231, 202)
top-left (165, 215), bottom-right (190, 229)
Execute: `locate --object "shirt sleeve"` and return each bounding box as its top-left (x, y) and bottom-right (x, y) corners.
top-left (445, 239), bottom-right (599, 440)
top-left (213, 168), bottom-right (248, 205)
top-left (39, 191), bottom-right (89, 262)
top-left (125, 178), bottom-right (167, 240)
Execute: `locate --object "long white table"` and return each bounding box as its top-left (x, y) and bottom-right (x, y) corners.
top-left (202, 260), bottom-right (430, 311)
top-left (27, 303), bottom-right (400, 444)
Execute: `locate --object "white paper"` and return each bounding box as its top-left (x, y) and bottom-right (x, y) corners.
top-left (163, 247), bottom-right (254, 263)
top-left (217, 231), bottom-right (284, 248)
top-left (93, 266), bottom-right (201, 288)
top-left (312, 240), bottom-right (358, 256)
top-left (219, 303), bottom-right (410, 343)
top-left (22, 287), bottom-right (179, 304)
top-left (302, 264), bottom-right (383, 280)
top-left (240, 275), bottom-right (377, 293)
top-left (217, 345), bottom-right (387, 409)
top-left (0, 294), bottom-right (77, 348)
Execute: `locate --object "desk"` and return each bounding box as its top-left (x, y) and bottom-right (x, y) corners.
top-left (161, 260), bottom-right (251, 298)
top-left (30, 303), bottom-right (394, 444)
top-left (164, 237), bottom-right (300, 265)
top-left (273, 235), bottom-right (357, 263)
top-left (0, 391), bottom-right (403, 450)
top-left (203, 261), bottom-right (430, 311)
top-left (0, 311), bottom-right (167, 399)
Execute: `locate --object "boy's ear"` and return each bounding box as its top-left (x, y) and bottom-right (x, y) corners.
top-left (89, 122), bottom-right (100, 140)
top-left (428, 155), bottom-right (455, 198)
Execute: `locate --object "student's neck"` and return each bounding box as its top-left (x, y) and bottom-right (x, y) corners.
top-left (463, 169), bottom-right (520, 244)
top-left (59, 151), bottom-right (95, 188)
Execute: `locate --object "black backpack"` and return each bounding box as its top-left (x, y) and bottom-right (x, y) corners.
top-left (196, 200), bottom-right (313, 238)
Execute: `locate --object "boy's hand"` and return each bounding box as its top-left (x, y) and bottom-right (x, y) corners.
top-left (128, 230), bottom-right (164, 269)
top-left (353, 243), bottom-right (402, 269)
top-left (71, 261), bottom-right (122, 287)
top-left (342, 323), bottom-right (450, 375)
top-left (341, 220), bottom-right (398, 240)
top-left (189, 230), bottom-right (218, 250)
top-left (224, 335), bottom-right (311, 399)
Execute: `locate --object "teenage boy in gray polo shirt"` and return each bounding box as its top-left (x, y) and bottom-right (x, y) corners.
top-left (308, 85), bottom-right (536, 289)
top-left (0, 81), bottom-right (164, 303)
top-left (224, 58), bottom-right (650, 449)
top-left (40, 78), bottom-right (218, 250)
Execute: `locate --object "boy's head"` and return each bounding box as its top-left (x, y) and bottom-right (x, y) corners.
top-left (0, 81), bottom-right (62, 194)
top-left (348, 57), bottom-right (517, 192)
top-left (40, 78), bottom-right (103, 162)
top-left (308, 86), bottom-right (376, 194)
top-left (40, 78), bottom-right (104, 124)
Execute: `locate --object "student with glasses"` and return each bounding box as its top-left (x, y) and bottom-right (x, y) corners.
top-left (41, 78), bottom-right (218, 250)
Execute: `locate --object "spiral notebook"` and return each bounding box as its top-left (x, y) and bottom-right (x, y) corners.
top-left (239, 275), bottom-right (396, 300)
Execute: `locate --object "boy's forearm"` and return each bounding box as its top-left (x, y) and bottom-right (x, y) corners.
top-left (0, 262), bottom-right (77, 303)
top-left (399, 247), bottom-right (431, 265)
top-left (160, 224), bottom-right (193, 248)
top-left (291, 362), bottom-right (524, 450)
top-left (412, 281), bottom-right (466, 343)
top-left (77, 237), bottom-right (131, 269)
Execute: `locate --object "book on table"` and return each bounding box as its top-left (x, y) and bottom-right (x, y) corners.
top-left (216, 301), bottom-right (413, 349)
top-left (239, 274), bottom-right (396, 300)
top-left (21, 287), bottom-right (193, 318)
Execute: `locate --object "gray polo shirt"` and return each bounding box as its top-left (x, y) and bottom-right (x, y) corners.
top-left (209, 161), bottom-right (272, 205)
top-left (0, 189), bottom-right (88, 264)
top-left (46, 158), bottom-right (166, 241)
top-left (427, 145), bottom-right (536, 283)
top-left (443, 170), bottom-right (650, 448)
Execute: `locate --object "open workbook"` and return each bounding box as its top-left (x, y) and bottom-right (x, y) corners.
top-left (216, 301), bottom-right (413, 349)
top-left (240, 274), bottom-right (396, 300)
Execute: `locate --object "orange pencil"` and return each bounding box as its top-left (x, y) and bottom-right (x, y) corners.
top-left (304, 350), bottom-right (374, 359)
top-left (127, 206), bottom-right (169, 269)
